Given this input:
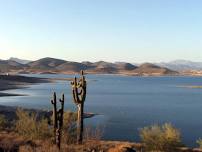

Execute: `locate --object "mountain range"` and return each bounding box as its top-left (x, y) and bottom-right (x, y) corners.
top-left (0, 57), bottom-right (178, 76)
top-left (156, 60), bottom-right (202, 71)
top-left (0, 57), bottom-right (201, 76)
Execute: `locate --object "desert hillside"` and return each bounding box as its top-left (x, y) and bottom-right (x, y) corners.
top-left (0, 57), bottom-right (179, 76)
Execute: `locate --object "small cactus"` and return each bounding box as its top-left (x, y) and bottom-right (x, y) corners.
top-left (71, 70), bottom-right (87, 144)
top-left (51, 92), bottom-right (64, 149)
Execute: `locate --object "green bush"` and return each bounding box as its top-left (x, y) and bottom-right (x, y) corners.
top-left (197, 138), bottom-right (202, 149)
top-left (0, 114), bottom-right (6, 130)
top-left (15, 108), bottom-right (52, 140)
top-left (139, 123), bottom-right (182, 152)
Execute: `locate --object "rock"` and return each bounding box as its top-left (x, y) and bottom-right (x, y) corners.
top-left (108, 145), bottom-right (136, 152)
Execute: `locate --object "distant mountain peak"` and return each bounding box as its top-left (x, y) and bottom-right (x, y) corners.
top-left (157, 59), bottom-right (202, 71)
top-left (9, 57), bottom-right (31, 64)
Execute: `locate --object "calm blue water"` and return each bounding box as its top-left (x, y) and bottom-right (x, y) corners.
top-left (0, 74), bottom-right (202, 147)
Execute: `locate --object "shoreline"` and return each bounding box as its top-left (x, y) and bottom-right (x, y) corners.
top-left (0, 92), bottom-right (25, 97)
top-left (0, 74), bottom-right (50, 97)
top-left (21, 72), bottom-right (202, 77)
top-left (0, 104), bottom-right (97, 122)
top-left (0, 74), bottom-right (98, 120)
top-left (1, 74), bottom-right (202, 97)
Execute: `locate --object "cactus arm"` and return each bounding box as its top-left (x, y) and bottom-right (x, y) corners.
top-left (59, 93), bottom-right (64, 129)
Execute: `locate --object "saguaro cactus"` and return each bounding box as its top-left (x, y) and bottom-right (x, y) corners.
top-left (71, 70), bottom-right (87, 144)
top-left (51, 92), bottom-right (64, 149)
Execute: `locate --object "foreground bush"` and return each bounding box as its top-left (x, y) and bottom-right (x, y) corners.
top-left (197, 138), bottom-right (202, 149)
top-left (62, 111), bottom-right (105, 144)
top-left (140, 123), bottom-right (182, 152)
top-left (15, 108), bottom-right (52, 140)
top-left (0, 114), bottom-right (6, 130)
top-left (84, 125), bottom-right (104, 141)
top-left (62, 111), bottom-right (77, 144)
top-left (15, 108), bottom-right (103, 145)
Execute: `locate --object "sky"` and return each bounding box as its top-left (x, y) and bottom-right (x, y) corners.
top-left (0, 0), bottom-right (202, 63)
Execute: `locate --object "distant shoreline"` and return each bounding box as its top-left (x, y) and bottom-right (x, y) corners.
top-left (0, 104), bottom-right (96, 121)
top-left (0, 74), bottom-right (96, 120)
top-left (16, 70), bottom-right (202, 77)
top-left (0, 73), bottom-right (202, 97)
top-left (0, 74), bottom-right (50, 97)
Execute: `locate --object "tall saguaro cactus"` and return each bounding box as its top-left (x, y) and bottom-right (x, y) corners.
top-left (51, 92), bottom-right (64, 149)
top-left (71, 70), bottom-right (87, 144)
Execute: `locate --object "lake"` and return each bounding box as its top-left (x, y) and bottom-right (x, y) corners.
top-left (0, 74), bottom-right (202, 147)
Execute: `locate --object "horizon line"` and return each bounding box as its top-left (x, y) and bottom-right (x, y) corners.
top-left (1, 56), bottom-right (202, 64)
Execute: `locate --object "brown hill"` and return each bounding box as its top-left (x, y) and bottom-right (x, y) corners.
top-left (27, 57), bottom-right (66, 71)
top-left (131, 63), bottom-right (178, 76)
top-left (0, 60), bottom-right (26, 73)
top-left (115, 62), bottom-right (137, 71)
top-left (82, 61), bottom-right (137, 73)
top-left (56, 62), bottom-right (88, 72)
top-left (0, 57), bottom-right (179, 75)
top-left (86, 61), bottom-right (118, 73)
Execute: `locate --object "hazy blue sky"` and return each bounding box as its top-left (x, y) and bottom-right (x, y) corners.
top-left (0, 0), bottom-right (202, 62)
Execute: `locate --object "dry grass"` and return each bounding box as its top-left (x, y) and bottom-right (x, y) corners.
top-left (61, 111), bottom-right (77, 144)
top-left (84, 125), bottom-right (104, 141)
top-left (0, 114), bottom-right (6, 131)
top-left (0, 131), bottom-right (36, 151)
top-left (15, 108), bottom-right (52, 140)
top-left (0, 132), bottom-right (202, 152)
top-left (0, 127), bottom-right (139, 152)
top-left (1, 108), bottom-right (201, 152)
top-left (19, 140), bottom-right (141, 152)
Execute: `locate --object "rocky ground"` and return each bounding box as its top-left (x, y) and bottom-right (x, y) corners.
top-left (0, 132), bottom-right (201, 152)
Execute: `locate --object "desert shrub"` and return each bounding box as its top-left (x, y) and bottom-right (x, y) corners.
top-left (197, 138), bottom-right (202, 149)
top-left (0, 114), bottom-right (6, 130)
top-left (140, 123), bottom-right (182, 152)
top-left (62, 111), bottom-right (77, 144)
top-left (15, 108), bottom-right (52, 140)
top-left (84, 125), bottom-right (104, 141)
